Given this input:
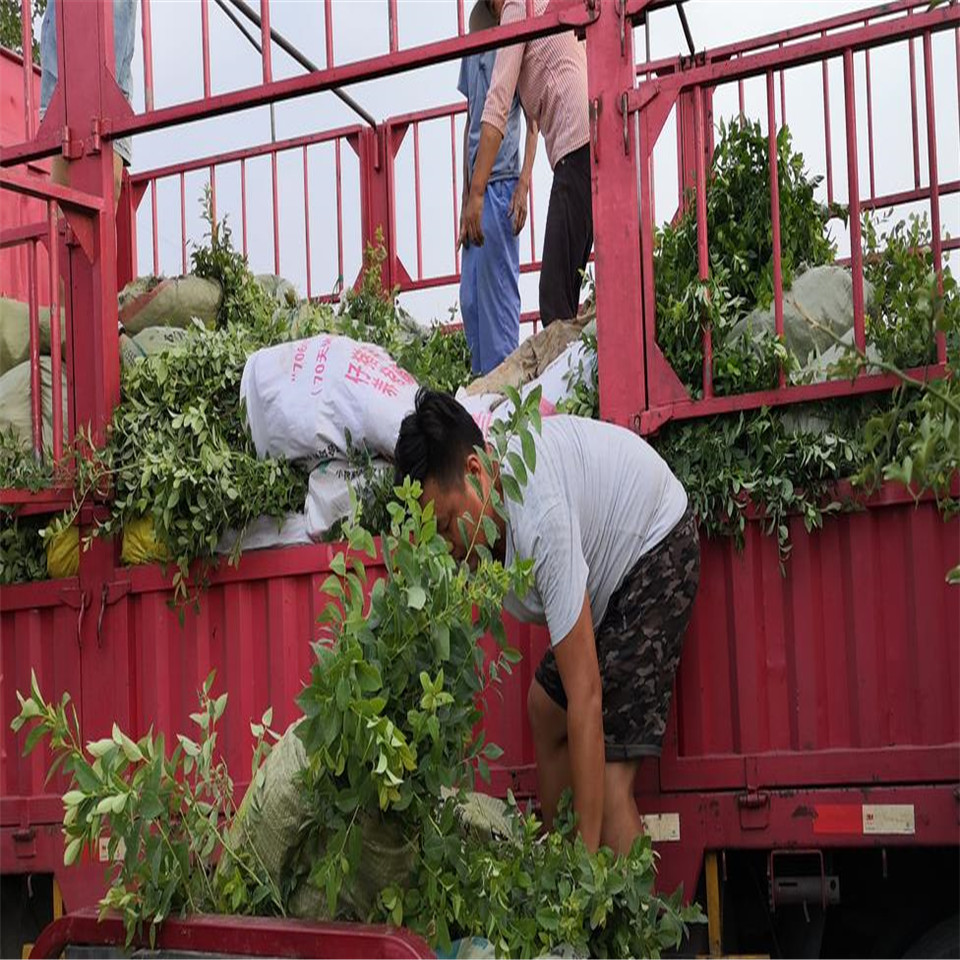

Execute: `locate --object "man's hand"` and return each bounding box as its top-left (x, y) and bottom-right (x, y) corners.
top-left (459, 190), bottom-right (485, 248)
top-left (509, 179), bottom-right (529, 235)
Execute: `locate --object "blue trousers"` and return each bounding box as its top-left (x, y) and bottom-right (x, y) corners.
top-left (460, 179), bottom-right (521, 376)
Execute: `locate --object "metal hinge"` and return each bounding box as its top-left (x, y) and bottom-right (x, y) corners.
top-left (738, 788), bottom-right (771, 830)
top-left (60, 125), bottom-right (82, 160)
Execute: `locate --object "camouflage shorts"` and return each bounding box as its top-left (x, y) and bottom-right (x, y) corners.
top-left (534, 504), bottom-right (700, 761)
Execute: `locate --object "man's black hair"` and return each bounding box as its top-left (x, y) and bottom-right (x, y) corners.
top-left (394, 388), bottom-right (484, 488)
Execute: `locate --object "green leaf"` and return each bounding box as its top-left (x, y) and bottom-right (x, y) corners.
top-left (64, 837), bottom-right (82, 867)
top-left (521, 429), bottom-right (537, 473)
top-left (501, 473), bottom-right (523, 504)
top-left (432, 623), bottom-right (451, 661)
top-left (406, 585), bottom-right (427, 610)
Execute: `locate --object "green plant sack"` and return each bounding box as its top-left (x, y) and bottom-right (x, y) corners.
top-left (0, 297), bottom-right (67, 376)
top-left (225, 722), bottom-right (438, 922)
top-left (729, 264), bottom-right (875, 366)
top-left (118, 275), bottom-right (221, 334)
top-left (464, 308), bottom-right (592, 398)
top-left (255, 274), bottom-right (299, 307)
top-left (0, 356), bottom-right (67, 451)
top-left (120, 326), bottom-right (192, 366)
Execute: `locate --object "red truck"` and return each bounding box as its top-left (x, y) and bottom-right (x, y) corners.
top-left (1, 1), bottom-right (958, 956)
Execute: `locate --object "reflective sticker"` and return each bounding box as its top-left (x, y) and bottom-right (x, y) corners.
top-left (641, 812), bottom-right (681, 842)
top-left (862, 804), bottom-right (915, 836)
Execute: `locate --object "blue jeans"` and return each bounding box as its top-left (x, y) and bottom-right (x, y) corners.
top-left (39, 0), bottom-right (137, 164)
top-left (460, 178), bottom-right (521, 376)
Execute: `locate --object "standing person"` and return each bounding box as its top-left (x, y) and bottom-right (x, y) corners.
top-left (39, 0), bottom-right (138, 211)
top-left (394, 390), bottom-right (701, 853)
top-left (459, 0), bottom-right (591, 327)
top-left (459, 0), bottom-right (539, 376)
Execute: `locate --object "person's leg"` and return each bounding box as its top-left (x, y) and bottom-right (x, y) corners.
top-left (529, 654), bottom-right (572, 830)
top-left (539, 145), bottom-right (593, 326)
top-left (600, 760), bottom-right (644, 854)
top-left (476, 180), bottom-right (521, 373)
top-left (538, 162), bottom-right (575, 327)
top-left (594, 507), bottom-right (701, 844)
top-left (459, 243), bottom-right (482, 376)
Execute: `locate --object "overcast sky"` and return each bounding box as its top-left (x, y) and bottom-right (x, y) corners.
top-left (123, 0), bottom-right (960, 324)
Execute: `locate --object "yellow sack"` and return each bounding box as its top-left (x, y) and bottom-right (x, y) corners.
top-left (121, 515), bottom-right (170, 566)
top-left (46, 525), bottom-right (79, 579)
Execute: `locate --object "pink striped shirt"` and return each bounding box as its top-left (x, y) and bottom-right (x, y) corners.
top-left (481, 0), bottom-right (589, 169)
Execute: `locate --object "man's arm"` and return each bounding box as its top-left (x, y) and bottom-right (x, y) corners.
top-left (509, 117), bottom-right (539, 235)
top-left (461, 108), bottom-right (471, 212)
top-left (552, 592), bottom-right (605, 851)
top-left (461, 1), bottom-right (524, 247)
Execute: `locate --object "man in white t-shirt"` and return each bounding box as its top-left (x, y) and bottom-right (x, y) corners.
top-left (394, 390), bottom-right (700, 853)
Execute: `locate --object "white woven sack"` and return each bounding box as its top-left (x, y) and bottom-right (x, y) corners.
top-left (241, 334), bottom-right (418, 463)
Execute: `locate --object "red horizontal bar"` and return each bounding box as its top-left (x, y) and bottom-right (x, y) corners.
top-left (637, 0), bottom-right (929, 77)
top-left (640, 364), bottom-right (948, 434)
top-left (0, 220), bottom-right (48, 250)
top-left (630, 4), bottom-right (958, 100)
top-left (130, 124), bottom-right (363, 185)
top-left (0, 487), bottom-right (75, 513)
top-left (860, 178), bottom-right (960, 212)
top-left (0, 168), bottom-right (103, 211)
top-left (386, 100), bottom-right (466, 129)
top-left (0, 0), bottom-right (594, 160)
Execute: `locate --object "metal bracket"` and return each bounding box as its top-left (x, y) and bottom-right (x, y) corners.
top-left (97, 580), bottom-right (131, 646)
top-left (615, 0), bottom-right (627, 57)
top-left (589, 97), bottom-right (601, 164)
top-left (738, 788), bottom-right (771, 830)
top-left (12, 827), bottom-right (37, 859)
top-left (620, 92), bottom-right (630, 155)
top-left (60, 587), bottom-right (90, 648)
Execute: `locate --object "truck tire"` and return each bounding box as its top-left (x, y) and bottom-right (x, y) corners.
top-left (902, 916), bottom-right (960, 959)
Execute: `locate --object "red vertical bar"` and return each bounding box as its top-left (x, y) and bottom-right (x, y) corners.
top-left (451, 114), bottom-right (460, 275)
top-left (260, 0), bottom-right (272, 82)
top-left (210, 166), bottom-right (218, 226)
top-left (27, 241), bottom-right (42, 457)
top-left (388, 0), bottom-right (398, 53)
top-left (767, 71), bottom-right (785, 389)
top-left (738, 79), bottom-right (745, 119)
top-left (675, 104), bottom-right (683, 211)
top-left (457, 0), bottom-right (466, 36)
top-left (324, 0), bottom-right (334, 68)
top-left (47, 203), bottom-right (63, 464)
top-left (142, 0), bottom-right (155, 111)
top-left (151, 179), bottom-right (159, 275)
top-left (272, 151), bottom-right (280, 275)
top-left (201, 0), bottom-right (212, 98)
top-left (525, 0), bottom-right (534, 17)
top-left (843, 49), bottom-right (866, 354)
top-left (923, 31), bottom-right (946, 363)
top-left (908, 35), bottom-right (921, 189)
top-left (694, 87), bottom-right (712, 399)
top-left (865, 49), bottom-right (876, 200)
top-left (335, 138), bottom-right (344, 289)
top-left (240, 158), bottom-right (248, 259)
top-left (779, 51), bottom-right (786, 125)
top-left (822, 48), bottom-right (834, 206)
top-left (20, 0), bottom-right (35, 139)
top-left (180, 173), bottom-right (187, 274)
top-left (413, 122), bottom-right (423, 280)
top-left (303, 145), bottom-right (312, 299)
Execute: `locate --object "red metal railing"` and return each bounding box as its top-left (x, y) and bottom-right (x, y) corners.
top-left (628, 0), bottom-right (959, 431)
top-left (383, 100), bottom-right (548, 335)
top-left (128, 124), bottom-right (364, 299)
